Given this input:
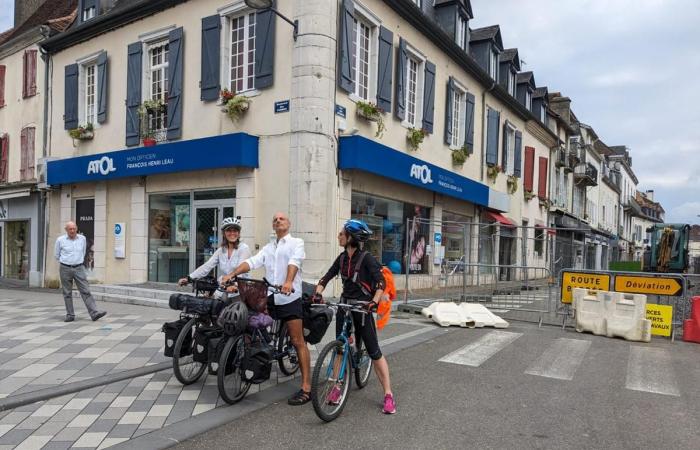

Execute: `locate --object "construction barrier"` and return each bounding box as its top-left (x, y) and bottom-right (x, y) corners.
top-left (683, 296), bottom-right (700, 343)
top-left (572, 288), bottom-right (651, 342)
top-left (422, 302), bottom-right (508, 329)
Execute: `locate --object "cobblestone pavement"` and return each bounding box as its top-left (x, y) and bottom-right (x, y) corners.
top-left (0, 289), bottom-right (440, 449)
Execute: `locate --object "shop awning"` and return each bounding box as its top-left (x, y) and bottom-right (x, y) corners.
top-left (485, 211), bottom-right (515, 227)
top-left (47, 132), bottom-right (259, 185)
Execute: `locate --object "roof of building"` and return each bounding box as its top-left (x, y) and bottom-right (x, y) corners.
top-left (500, 48), bottom-right (520, 71)
top-left (636, 191), bottom-right (665, 214)
top-left (0, 0), bottom-right (77, 46)
top-left (517, 71), bottom-right (536, 87)
top-left (434, 0), bottom-right (474, 17)
top-left (469, 25), bottom-right (503, 50)
top-left (533, 87), bottom-right (548, 99)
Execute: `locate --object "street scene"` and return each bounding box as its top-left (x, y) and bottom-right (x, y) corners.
top-left (1, 0), bottom-right (700, 448)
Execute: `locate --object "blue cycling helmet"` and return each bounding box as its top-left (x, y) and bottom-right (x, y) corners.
top-left (344, 219), bottom-right (373, 243)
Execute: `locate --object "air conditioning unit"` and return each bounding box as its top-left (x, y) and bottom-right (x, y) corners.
top-left (37, 157), bottom-right (59, 190)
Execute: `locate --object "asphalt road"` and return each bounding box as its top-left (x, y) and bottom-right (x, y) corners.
top-left (174, 322), bottom-right (700, 449)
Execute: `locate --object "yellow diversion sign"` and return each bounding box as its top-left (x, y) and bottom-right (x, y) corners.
top-left (646, 304), bottom-right (673, 336)
top-left (614, 275), bottom-right (683, 297)
top-left (561, 271), bottom-right (611, 304)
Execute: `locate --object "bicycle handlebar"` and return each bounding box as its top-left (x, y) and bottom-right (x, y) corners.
top-left (312, 300), bottom-right (373, 314)
top-left (219, 276), bottom-right (294, 295)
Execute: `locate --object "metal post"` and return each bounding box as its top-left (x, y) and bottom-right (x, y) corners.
top-left (403, 217), bottom-right (411, 304)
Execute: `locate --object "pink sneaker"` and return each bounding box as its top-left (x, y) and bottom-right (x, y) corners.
top-left (327, 385), bottom-right (342, 405)
top-left (382, 394), bottom-right (396, 414)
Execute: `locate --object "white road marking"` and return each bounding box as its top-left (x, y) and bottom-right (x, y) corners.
top-left (525, 338), bottom-right (591, 380)
top-left (625, 346), bottom-right (680, 397)
top-left (439, 330), bottom-right (522, 367)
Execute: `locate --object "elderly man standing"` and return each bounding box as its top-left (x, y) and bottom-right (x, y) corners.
top-left (55, 221), bottom-right (106, 322)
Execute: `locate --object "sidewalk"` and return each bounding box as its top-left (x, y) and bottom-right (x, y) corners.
top-left (0, 288), bottom-right (444, 449)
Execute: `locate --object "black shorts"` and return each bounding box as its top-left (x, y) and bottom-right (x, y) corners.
top-left (267, 295), bottom-right (304, 321)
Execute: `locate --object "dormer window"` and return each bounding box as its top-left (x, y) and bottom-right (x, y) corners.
top-left (525, 89), bottom-right (532, 110)
top-left (80, 0), bottom-right (99, 23)
top-left (489, 49), bottom-right (498, 80)
top-left (83, 7), bottom-right (96, 21)
top-left (508, 71), bottom-right (516, 96)
top-left (540, 104), bottom-right (546, 123)
top-left (455, 15), bottom-right (468, 51)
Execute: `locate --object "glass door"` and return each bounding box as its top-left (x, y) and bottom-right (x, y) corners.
top-left (4, 221), bottom-right (29, 280)
top-left (193, 207), bottom-right (220, 274)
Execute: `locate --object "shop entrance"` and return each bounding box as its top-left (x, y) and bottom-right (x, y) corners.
top-left (191, 202), bottom-right (234, 276)
top-left (3, 220), bottom-right (30, 281)
top-left (498, 227), bottom-right (516, 281)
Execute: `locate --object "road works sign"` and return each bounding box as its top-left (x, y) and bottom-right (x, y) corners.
top-left (614, 275), bottom-right (683, 297)
top-left (561, 271), bottom-right (611, 304)
top-left (646, 304), bottom-right (674, 337)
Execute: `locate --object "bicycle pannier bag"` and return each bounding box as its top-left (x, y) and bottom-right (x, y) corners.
top-left (240, 341), bottom-right (273, 384)
top-left (302, 303), bottom-right (333, 345)
top-left (162, 319), bottom-right (191, 357)
top-left (193, 326), bottom-right (222, 363)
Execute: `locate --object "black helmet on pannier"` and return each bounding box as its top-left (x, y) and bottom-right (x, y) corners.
top-left (217, 301), bottom-right (248, 336)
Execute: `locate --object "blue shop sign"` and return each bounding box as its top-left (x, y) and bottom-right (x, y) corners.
top-left (47, 133), bottom-right (258, 185)
top-left (338, 136), bottom-right (490, 207)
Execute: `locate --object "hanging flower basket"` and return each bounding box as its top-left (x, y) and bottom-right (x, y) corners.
top-left (68, 123), bottom-right (94, 143)
top-left (507, 175), bottom-right (518, 194)
top-left (220, 89), bottom-right (251, 122)
top-left (139, 99), bottom-right (167, 117)
top-left (355, 101), bottom-right (385, 138)
top-left (539, 198), bottom-right (552, 209)
top-left (451, 146), bottom-right (469, 166)
top-left (524, 190), bottom-right (537, 201)
top-left (406, 127), bottom-right (426, 151)
top-left (486, 164), bottom-right (502, 182)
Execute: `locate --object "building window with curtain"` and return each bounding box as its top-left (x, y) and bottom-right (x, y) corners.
top-left (228, 12), bottom-right (256, 93)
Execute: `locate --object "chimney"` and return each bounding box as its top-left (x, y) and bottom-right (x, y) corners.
top-left (14, 0), bottom-right (46, 28)
top-left (645, 190), bottom-right (654, 202)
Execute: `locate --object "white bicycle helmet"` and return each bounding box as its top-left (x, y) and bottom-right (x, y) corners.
top-left (221, 217), bottom-right (241, 231)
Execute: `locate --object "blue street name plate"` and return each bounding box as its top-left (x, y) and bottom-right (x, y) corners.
top-left (275, 100), bottom-right (290, 113)
top-left (335, 104), bottom-right (346, 118)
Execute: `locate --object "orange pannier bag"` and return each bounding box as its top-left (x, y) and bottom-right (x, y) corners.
top-left (376, 267), bottom-right (396, 330)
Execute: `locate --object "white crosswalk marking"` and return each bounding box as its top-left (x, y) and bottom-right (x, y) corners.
top-left (525, 338), bottom-right (591, 380)
top-left (439, 330), bottom-right (522, 367)
top-left (625, 346), bottom-right (680, 397)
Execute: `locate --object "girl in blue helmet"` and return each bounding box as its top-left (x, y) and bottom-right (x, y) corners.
top-left (314, 219), bottom-right (396, 414)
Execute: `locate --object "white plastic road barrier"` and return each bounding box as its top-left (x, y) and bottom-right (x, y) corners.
top-left (606, 292), bottom-right (651, 343)
top-left (421, 302), bottom-right (507, 328)
top-left (458, 303), bottom-right (508, 328)
top-left (573, 288), bottom-right (607, 336)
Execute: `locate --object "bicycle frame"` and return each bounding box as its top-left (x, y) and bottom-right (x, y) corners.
top-left (324, 302), bottom-right (368, 382)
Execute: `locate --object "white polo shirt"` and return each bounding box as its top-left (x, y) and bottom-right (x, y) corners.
top-left (245, 234), bottom-right (305, 305)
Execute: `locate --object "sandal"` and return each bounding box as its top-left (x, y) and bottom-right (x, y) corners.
top-left (288, 389), bottom-right (311, 406)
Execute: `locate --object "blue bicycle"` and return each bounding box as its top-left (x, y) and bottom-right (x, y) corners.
top-left (310, 301), bottom-right (373, 422)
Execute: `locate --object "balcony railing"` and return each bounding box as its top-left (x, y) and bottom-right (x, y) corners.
top-left (574, 163), bottom-right (598, 186)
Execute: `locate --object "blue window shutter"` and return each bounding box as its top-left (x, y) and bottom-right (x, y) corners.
top-left (394, 37), bottom-right (407, 120)
top-left (502, 123), bottom-right (508, 172)
top-left (464, 92), bottom-right (475, 154)
top-left (338, 0), bottom-right (355, 93)
top-left (421, 60), bottom-right (436, 133)
top-left (444, 77), bottom-right (454, 145)
top-left (255, 9), bottom-right (275, 89)
top-left (514, 131), bottom-right (522, 178)
top-left (96, 51), bottom-right (108, 124)
top-left (167, 27), bottom-right (184, 140)
top-left (376, 26), bottom-right (393, 112)
top-left (201, 15), bottom-right (221, 101)
top-left (486, 109), bottom-right (499, 166)
top-left (125, 42), bottom-right (142, 147)
top-left (64, 64), bottom-right (79, 130)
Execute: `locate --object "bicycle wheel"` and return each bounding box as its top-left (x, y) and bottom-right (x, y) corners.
top-left (217, 335), bottom-right (251, 405)
top-left (354, 342), bottom-right (372, 389)
top-left (311, 340), bottom-right (351, 422)
top-left (277, 322), bottom-right (300, 376)
top-left (173, 318), bottom-right (207, 385)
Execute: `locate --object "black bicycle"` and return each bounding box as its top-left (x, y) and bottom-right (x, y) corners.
top-left (310, 301), bottom-right (373, 422)
top-left (217, 277), bottom-right (299, 404)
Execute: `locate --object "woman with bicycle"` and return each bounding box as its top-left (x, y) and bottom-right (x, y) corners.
top-left (314, 219), bottom-right (396, 415)
top-left (178, 217), bottom-right (251, 294)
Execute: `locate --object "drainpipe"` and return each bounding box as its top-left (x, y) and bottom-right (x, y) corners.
top-left (38, 28), bottom-right (51, 287)
top-left (480, 81), bottom-right (497, 183)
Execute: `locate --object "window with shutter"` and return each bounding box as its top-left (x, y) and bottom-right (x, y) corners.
top-left (450, 85), bottom-right (466, 148)
top-left (402, 45), bottom-right (426, 128)
top-left (485, 108), bottom-right (499, 166)
top-left (537, 157), bottom-right (548, 200)
top-left (23, 50), bottom-right (38, 98)
top-left (20, 129), bottom-right (27, 181)
top-left (523, 146), bottom-right (535, 192)
top-left (0, 135), bottom-right (8, 183)
top-left (227, 12), bottom-right (257, 93)
top-left (0, 65), bottom-right (5, 107)
top-left (350, 13), bottom-right (378, 101)
top-left (146, 41), bottom-right (169, 138)
top-left (20, 127), bottom-right (35, 181)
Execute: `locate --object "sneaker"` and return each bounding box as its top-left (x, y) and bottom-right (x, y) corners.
top-left (91, 311), bottom-right (107, 322)
top-left (382, 394), bottom-right (396, 414)
top-left (326, 385), bottom-right (342, 405)
top-left (64, 315), bottom-right (75, 323)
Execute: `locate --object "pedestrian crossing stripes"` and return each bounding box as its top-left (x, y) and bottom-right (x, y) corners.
top-left (438, 330), bottom-right (523, 367)
top-left (625, 346), bottom-right (680, 397)
top-left (525, 338), bottom-right (591, 380)
top-left (439, 330), bottom-right (685, 398)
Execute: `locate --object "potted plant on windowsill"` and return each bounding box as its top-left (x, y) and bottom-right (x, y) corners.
top-left (68, 123), bottom-right (94, 145)
top-left (220, 88), bottom-right (251, 122)
top-left (539, 197), bottom-right (552, 209)
top-left (451, 146), bottom-right (469, 167)
top-left (140, 98), bottom-right (167, 116)
top-left (507, 174), bottom-right (518, 194)
top-left (406, 127), bottom-right (426, 151)
top-left (524, 190), bottom-right (537, 201)
top-left (486, 164), bottom-right (502, 182)
top-left (142, 130), bottom-right (157, 147)
top-left (355, 101), bottom-right (385, 138)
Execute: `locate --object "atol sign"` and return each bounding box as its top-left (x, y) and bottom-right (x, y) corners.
top-left (614, 275), bottom-right (683, 297)
top-left (561, 271), bottom-right (611, 304)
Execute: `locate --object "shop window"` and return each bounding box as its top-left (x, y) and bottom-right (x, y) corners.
top-left (148, 193), bottom-right (190, 282)
top-left (441, 212), bottom-right (472, 272)
top-left (350, 191), bottom-right (430, 274)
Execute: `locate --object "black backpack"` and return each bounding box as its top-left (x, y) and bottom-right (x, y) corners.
top-left (240, 340), bottom-right (273, 384)
top-left (339, 250), bottom-right (373, 296)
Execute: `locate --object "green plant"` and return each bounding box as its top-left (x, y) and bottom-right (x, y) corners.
top-left (138, 98), bottom-right (166, 118)
top-left (223, 94), bottom-right (251, 122)
top-left (507, 174), bottom-right (518, 194)
top-left (487, 164), bottom-right (502, 181)
top-left (355, 101), bottom-right (385, 138)
top-left (524, 190), bottom-right (537, 201)
top-left (68, 123), bottom-right (94, 140)
top-left (406, 127), bottom-right (426, 151)
top-left (451, 148), bottom-right (467, 166)
top-left (539, 197), bottom-right (552, 209)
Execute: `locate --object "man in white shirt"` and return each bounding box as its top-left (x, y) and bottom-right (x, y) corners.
top-left (54, 221), bottom-right (106, 323)
top-left (223, 212), bottom-right (310, 405)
